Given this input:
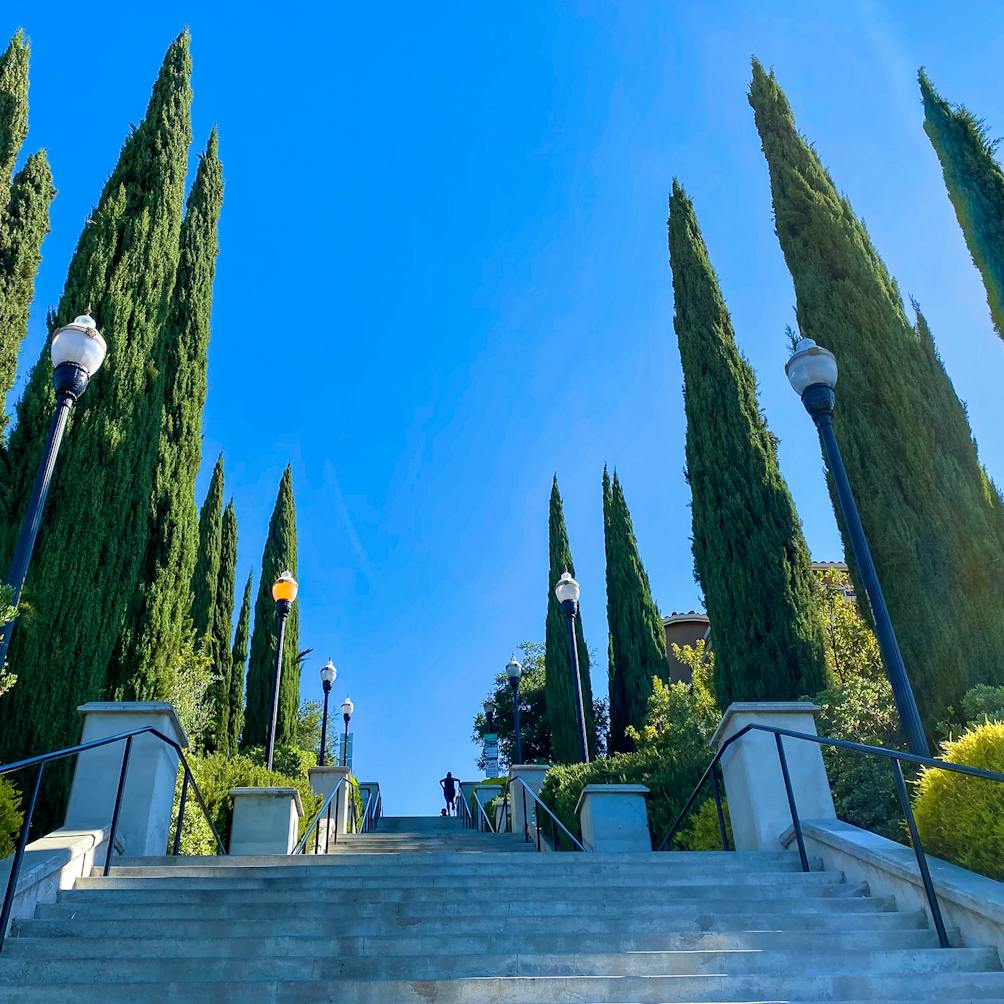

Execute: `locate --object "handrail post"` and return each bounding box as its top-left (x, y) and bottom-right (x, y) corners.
top-left (522, 785), bottom-right (529, 842)
top-left (891, 759), bottom-right (950, 948)
top-left (172, 771), bottom-right (189, 856)
top-left (774, 733), bottom-right (809, 872)
top-left (0, 762), bottom-right (44, 953)
top-left (710, 765), bottom-right (728, 851)
top-left (104, 736), bottom-right (133, 876)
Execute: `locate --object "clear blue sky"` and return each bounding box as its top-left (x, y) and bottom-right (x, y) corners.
top-left (8, 2), bottom-right (1004, 813)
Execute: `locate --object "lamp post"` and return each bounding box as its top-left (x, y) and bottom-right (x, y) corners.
top-left (506, 656), bottom-right (524, 765)
top-left (318, 659), bottom-right (337, 766)
top-left (483, 698), bottom-right (496, 734)
top-left (554, 571), bottom-right (590, 763)
top-left (786, 337), bottom-right (929, 757)
top-left (341, 696), bottom-right (354, 767)
top-left (0, 313), bottom-right (107, 668)
top-left (265, 570), bottom-right (298, 770)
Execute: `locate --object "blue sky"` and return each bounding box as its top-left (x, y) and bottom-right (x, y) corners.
top-left (7, 2), bottom-right (1004, 813)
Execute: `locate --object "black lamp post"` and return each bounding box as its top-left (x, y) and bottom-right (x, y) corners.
top-left (505, 656), bottom-right (524, 765)
top-left (0, 313), bottom-right (107, 669)
top-left (786, 336), bottom-right (929, 757)
top-left (483, 698), bottom-right (496, 733)
top-left (265, 570), bottom-right (298, 770)
top-left (555, 571), bottom-right (590, 763)
top-left (318, 659), bottom-right (336, 766)
top-left (341, 696), bottom-right (354, 767)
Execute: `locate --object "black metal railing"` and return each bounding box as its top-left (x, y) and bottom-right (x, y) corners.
top-left (295, 775), bottom-right (347, 855)
top-left (500, 776), bottom-right (584, 852)
top-left (457, 788), bottom-right (476, 829)
top-left (0, 726), bottom-right (225, 953)
top-left (657, 722), bottom-right (1004, 949)
top-left (359, 790), bottom-right (381, 833)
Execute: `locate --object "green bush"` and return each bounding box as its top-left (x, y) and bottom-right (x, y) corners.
top-left (914, 721), bottom-right (1004, 880)
top-left (0, 778), bottom-right (23, 857)
top-left (677, 796), bottom-right (732, 851)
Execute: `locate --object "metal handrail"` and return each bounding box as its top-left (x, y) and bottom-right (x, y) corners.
top-left (359, 791), bottom-right (373, 834)
top-left (472, 788), bottom-right (495, 833)
top-left (502, 775), bottom-right (584, 852)
top-left (0, 725), bottom-right (226, 953)
top-left (294, 775), bottom-right (346, 855)
top-left (655, 722), bottom-right (1004, 949)
top-left (456, 788), bottom-right (475, 829)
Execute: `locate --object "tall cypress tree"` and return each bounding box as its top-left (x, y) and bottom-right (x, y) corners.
top-left (603, 467), bottom-right (667, 752)
top-left (191, 454), bottom-right (224, 649)
top-left (0, 34), bottom-right (192, 767)
top-left (749, 60), bottom-right (1004, 724)
top-left (242, 466), bottom-right (300, 748)
top-left (0, 31), bottom-right (54, 430)
top-left (544, 476), bottom-right (596, 763)
top-left (108, 131), bottom-right (223, 699)
top-left (920, 71), bottom-right (1004, 344)
top-left (228, 571), bottom-right (252, 752)
top-left (668, 181), bottom-right (828, 708)
top-left (206, 499), bottom-right (237, 753)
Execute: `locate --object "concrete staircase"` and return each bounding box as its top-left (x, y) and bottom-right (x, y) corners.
top-left (1, 813), bottom-right (1002, 1002)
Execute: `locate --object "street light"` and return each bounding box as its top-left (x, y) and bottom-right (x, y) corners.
top-left (786, 336), bottom-right (929, 757)
top-left (318, 659), bottom-right (337, 766)
top-left (482, 697), bottom-right (496, 733)
top-left (0, 313), bottom-right (108, 669)
top-left (554, 571), bottom-right (590, 763)
top-left (265, 570), bottom-right (298, 770)
top-left (506, 655), bottom-right (524, 765)
top-left (341, 696), bottom-right (354, 767)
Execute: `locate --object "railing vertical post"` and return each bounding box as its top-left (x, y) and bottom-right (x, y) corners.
top-left (0, 762), bottom-right (44, 952)
top-left (103, 736), bottom-right (133, 876)
top-left (172, 770), bottom-right (189, 856)
top-left (774, 733), bottom-right (809, 872)
top-left (522, 785), bottom-right (529, 842)
top-left (710, 765), bottom-right (728, 851)
top-left (535, 806), bottom-right (541, 851)
top-left (890, 759), bottom-right (950, 948)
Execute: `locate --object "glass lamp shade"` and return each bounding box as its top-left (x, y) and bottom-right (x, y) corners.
top-left (505, 656), bottom-right (522, 682)
top-left (483, 698), bottom-right (496, 717)
top-left (554, 571), bottom-right (581, 605)
top-left (320, 660), bottom-right (337, 686)
top-left (341, 696), bottom-right (354, 718)
top-left (272, 570), bottom-right (298, 603)
top-left (785, 337), bottom-right (838, 396)
top-left (51, 315), bottom-right (107, 375)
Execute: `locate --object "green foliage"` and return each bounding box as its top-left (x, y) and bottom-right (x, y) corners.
top-left (0, 583), bottom-right (15, 695)
top-left (914, 721), bottom-right (1004, 880)
top-left (294, 698), bottom-right (336, 766)
top-left (206, 499), bottom-right (237, 753)
top-left (667, 182), bottom-right (829, 710)
top-left (677, 796), bottom-right (732, 851)
top-left (109, 133), bottom-right (223, 699)
top-left (544, 477), bottom-right (597, 763)
top-left (162, 640), bottom-right (215, 753)
top-left (242, 466), bottom-right (300, 748)
top-left (939, 684), bottom-right (1004, 740)
top-left (0, 31), bottom-right (53, 431)
top-left (0, 36), bottom-right (194, 804)
top-left (168, 750), bottom-right (322, 856)
top-left (920, 71), bottom-right (1004, 343)
top-left (750, 60), bottom-right (1004, 729)
top-left (0, 776), bottom-right (22, 857)
top-left (228, 572), bottom-right (252, 751)
top-left (603, 469), bottom-right (667, 752)
top-left (191, 455), bottom-right (224, 651)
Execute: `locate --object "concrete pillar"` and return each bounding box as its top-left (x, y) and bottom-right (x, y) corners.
top-left (508, 764), bottom-right (550, 839)
top-left (711, 702), bottom-right (836, 852)
top-left (64, 702), bottom-right (187, 863)
top-left (308, 766), bottom-right (351, 845)
top-left (576, 785), bottom-right (651, 852)
top-left (228, 788), bottom-right (303, 855)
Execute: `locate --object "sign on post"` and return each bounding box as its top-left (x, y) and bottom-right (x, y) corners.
top-left (483, 732), bottom-right (498, 777)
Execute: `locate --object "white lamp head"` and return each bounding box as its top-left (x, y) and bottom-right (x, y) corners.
top-left (505, 656), bottom-right (522, 683)
top-left (341, 696), bottom-right (354, 718)
top-left (785, 337), bottom-right (838, 396)
top-left (320, 660), bottom-right (336, 686)
top-left (554, 571), bottom-right (581, 606)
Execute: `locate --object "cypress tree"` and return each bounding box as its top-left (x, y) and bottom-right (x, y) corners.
top-left (108, 131), bottom-right (223, 698)
top-left (920, 71), bottom-right (1004, 343)
top-left (603, 467), bottom-right (667, 752)
top-left (0, 31), bottom-right (54, 430)
top-left (0, 34), bottom-right (192, 768)
top-left (668, 181), bottom-right (828, 708)
top-left (228, 571), bottom-right (252, 751)
top-left (241, 466), bottom-right (300, 749)
top-left (544, 476), bottom-right (596, 763)
top-left (749, 60), bottom-right (1004, 724)
top-left (191, 454), bottom-right (224, 648)
top-left (206, 499), bottom-right (237, 753)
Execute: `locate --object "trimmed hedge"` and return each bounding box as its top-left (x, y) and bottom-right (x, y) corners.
top-left (914, 721), bottom-right (1004, 880)
top-left (0, 778), bottom-right (22, 857)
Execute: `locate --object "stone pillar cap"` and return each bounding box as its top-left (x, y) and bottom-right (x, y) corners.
top-left (575, 784), bottom-right (650, 815)
top-left (509, 764), bottom-right (551, 776)
top-left (308, 765), bottom-right (350, 775)
top-left (229, 786), bottom-right (304, 817)
top-left (77, 701), bottom-right (188, 748)
top-left (710, 701), bottom-right (821, 750)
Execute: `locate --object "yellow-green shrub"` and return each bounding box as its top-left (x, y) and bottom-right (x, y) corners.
top-left (913, 721), bottom-right (1004, 880)
top-left (0, 778), bottom-right (22, 857)
top-left (677, 796), bottom-right (732, 851)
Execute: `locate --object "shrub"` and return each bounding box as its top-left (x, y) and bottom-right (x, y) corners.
top-left (0, 778), bottom-right (22, 857)
top-left (677, 796), bottom-right (732, 851)
top-left (914, 721), bottom-right (1004, 880)
top-left (938, 684), bottom-right (1004, 740)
